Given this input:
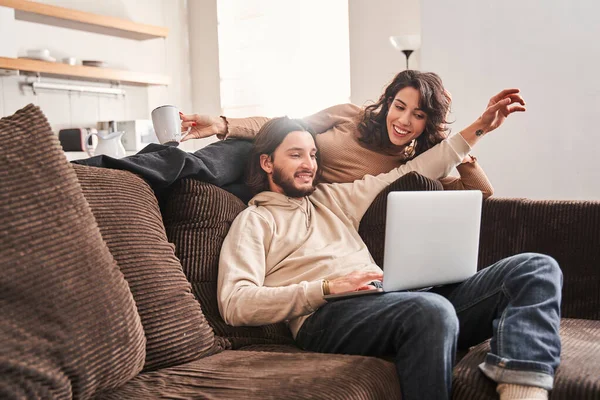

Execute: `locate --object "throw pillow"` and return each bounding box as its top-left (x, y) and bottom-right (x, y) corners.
top-left (0, 104), bottom-right (145, 399)
top-left (73, 164), bottom-right (220, 371)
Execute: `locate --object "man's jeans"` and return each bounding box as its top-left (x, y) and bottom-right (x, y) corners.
top-left (295, 253), bottom-right (563, 400)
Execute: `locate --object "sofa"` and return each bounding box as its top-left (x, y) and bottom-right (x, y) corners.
top-left (1, 104), bottom-right (599, 399)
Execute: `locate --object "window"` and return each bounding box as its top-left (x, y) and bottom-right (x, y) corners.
top-left (217, 0), bottom-right (351, 118)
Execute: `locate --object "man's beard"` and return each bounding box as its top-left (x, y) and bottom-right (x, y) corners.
top-left (272, 166), bottom-right (316, 198)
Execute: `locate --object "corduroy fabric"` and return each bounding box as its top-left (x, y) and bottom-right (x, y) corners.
top-left (97, 350), bottom-right (401, 400)
top-left (73, 164), bottom-right (220, 372)
top-left (479, 198), bottom-right (600, 320)
top-left (452, 318), bottom-right (600, 400)
top-left (162, 180), bottom-right (295, 348)
top-left (0, 104), bottom-right (146, 399)
top-left (238, 344), bottom-right (305, 353)
top-left (358, 171), bottom-right (444, 268)
top-left (478, 197), bottom-right (525, 270)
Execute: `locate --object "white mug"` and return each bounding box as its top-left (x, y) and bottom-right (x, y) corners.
top-left (151, 105), bottom-right (187, 144)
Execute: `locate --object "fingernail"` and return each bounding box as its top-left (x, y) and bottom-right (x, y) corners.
top-left (192, 122), bottom-right (197, 126)
top-left (179, 112), bottom-right (183, 115)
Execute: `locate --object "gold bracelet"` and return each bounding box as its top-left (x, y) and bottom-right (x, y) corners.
top-left (217, 115), bottom-right (229, 140)
top-left (322, 279), bottom-right (330, 296)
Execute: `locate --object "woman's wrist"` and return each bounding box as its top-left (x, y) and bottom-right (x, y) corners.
top-left (458, 118), bottom-right (489, 147)
top-left (215, 116), bottom-right (229, 139)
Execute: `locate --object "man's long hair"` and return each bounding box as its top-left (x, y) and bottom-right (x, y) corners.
top-left (357, 70), bottom-right (452, 158)
top-left (245, 116), bottom-right (322, 197)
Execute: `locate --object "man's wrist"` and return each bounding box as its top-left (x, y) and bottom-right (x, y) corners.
top-left (322, 279), bottom-right (331, 296)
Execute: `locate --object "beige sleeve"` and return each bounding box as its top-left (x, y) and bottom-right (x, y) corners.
top-left (222, 116), bottom-right (271, 140)
top-left (315, 134), bottom-right (471, 227)
top-left (217, 209), bottom-right (326, 327)
top-left (440, 159), bottom-right (494, 199)
top-left (222, 103), bottom-right (361, 140)
top-left (302, 103), bottom-right (362, 134)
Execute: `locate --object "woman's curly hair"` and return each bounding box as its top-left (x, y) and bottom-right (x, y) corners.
top-left (357, 70), bottom-right (452, 159)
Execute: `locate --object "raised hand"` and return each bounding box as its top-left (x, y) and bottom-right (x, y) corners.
top-left (479, 88), bottom-right (526, 134)
top-left (179, 113), bottom-right (226, 141)
top-left (328, 270), bottom-right (384, 294)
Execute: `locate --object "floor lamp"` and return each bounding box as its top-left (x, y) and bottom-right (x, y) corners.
top-left (389, 35), bottom-right (421, 70)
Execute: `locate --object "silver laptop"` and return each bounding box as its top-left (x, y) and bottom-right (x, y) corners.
top-left (324, 190), bottom-right (482, 300)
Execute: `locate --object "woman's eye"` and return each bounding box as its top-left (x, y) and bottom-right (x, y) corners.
top-left (291, 154), bottom-right (300, 158)
top-left (396, 105), bottom-right (405, 111)
top-left (310, 154), bottom-right (316, 159)
top-left (415, 114), bottom-right (425, 120)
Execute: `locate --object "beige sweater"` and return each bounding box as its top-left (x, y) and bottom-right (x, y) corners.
top-left (225, 103), bottom-right (494, 198)
top-left (217, 134), bottom-right (471, 338)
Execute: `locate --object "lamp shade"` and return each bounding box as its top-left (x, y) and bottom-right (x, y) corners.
top-left (389, 35), bottom-right (421, 51)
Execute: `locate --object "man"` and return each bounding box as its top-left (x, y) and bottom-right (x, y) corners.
top-left (217, 96), bottom-right (562, 400)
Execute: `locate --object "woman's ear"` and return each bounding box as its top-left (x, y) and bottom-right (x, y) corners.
top-left (260, 154), bottom-right (273, 174)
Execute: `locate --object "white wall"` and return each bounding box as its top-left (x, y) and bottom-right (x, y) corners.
top-left (186, 0), bottom-right (220, 149)
top-left (421, 0), bottom-right (600, 200)
top-left (348, 0), bottom-right (420, 107)
top-left (0, 0), bottom-right (197, 150)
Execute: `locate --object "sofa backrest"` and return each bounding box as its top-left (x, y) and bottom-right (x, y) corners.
top-left (479, 197), bottom-right (600, 320)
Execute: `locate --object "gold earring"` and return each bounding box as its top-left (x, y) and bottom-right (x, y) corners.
top-left (404, 139), bottom-right (416, 158)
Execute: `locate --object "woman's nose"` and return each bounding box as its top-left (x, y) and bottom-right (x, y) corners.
top-left (398, 112), bottom-right (411, 126)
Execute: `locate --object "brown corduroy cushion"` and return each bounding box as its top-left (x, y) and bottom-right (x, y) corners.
top-left (359, 171), bottom-right (444, 268)
top-left (238, 344), bottom-right (305, 353)
top-left (73, 164), bottom-right (220, 372)
top-left (162, 180), bottom-right (295, 349)
top-left (452, 318), bottom-right (600, 400)
top-left (479, 198), bottom-right (600, 320)
top-left (0, 104), bottom-right (146, 399)
top-left (97, 350), bottom-right (401, 400)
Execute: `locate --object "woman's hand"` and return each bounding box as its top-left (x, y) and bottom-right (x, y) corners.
top-left (179, 113), bottom-right (227, 141)
top-left (478, 88), bottom-right (526, 134)
top-left (459, 89), bottom-right (526, 147)
top-left (328, 271), bottom-right (384, 294)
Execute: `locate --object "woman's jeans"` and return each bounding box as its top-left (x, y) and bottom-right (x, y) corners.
top-left (295, 253), bottom-right (563, 400)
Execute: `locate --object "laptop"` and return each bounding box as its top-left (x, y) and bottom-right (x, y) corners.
top-left (323, 190), bottom-right (482, 300)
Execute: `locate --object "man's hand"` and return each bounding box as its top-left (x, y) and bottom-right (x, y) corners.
top-left (329, 271), bottom-right (384, 294)
top-left (179, 113), bottom-right (226, 141)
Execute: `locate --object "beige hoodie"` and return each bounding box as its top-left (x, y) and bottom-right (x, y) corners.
top-left (217, 133), bottom-right (471, 338)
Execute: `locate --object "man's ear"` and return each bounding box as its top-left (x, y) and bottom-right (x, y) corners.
top-left (260, 154), bottom-right (273, 174)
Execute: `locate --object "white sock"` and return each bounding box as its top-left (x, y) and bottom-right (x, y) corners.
top-left (497, 383), bottom-right (548, 400)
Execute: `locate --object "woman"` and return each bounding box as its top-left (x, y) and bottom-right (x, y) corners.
top-left (180, 70), bottom-right (525, 197)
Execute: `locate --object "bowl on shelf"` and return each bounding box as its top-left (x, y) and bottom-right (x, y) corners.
top-left (82, 60), bottom-right (108, 68)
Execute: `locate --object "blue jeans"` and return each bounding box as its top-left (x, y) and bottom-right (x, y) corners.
top-left (295, 253), bottom-right (562, 400)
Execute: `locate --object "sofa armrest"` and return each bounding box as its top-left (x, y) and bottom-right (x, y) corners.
top-left (479, 197), bottom-right (600, 320)
top-left (359, 172), bottom-right (443, 267)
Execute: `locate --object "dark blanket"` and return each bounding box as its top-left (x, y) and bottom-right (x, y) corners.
top-left (72, 139), bottom-right (254, 203)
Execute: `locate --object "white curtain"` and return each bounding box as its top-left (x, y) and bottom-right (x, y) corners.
top-left (217, 0), bottom-right (351, 118)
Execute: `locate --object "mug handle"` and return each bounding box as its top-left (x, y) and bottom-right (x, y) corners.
top-left (84, 128), bottom-right (98, 157)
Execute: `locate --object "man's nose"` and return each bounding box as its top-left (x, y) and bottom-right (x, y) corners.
top-left (300, 155), bottom-right (314, 168)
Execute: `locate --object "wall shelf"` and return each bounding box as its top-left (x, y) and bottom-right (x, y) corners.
top-left (0, 0), bottom-right (169, 40)
top-left (0, 57), bottom-right (171, 86)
